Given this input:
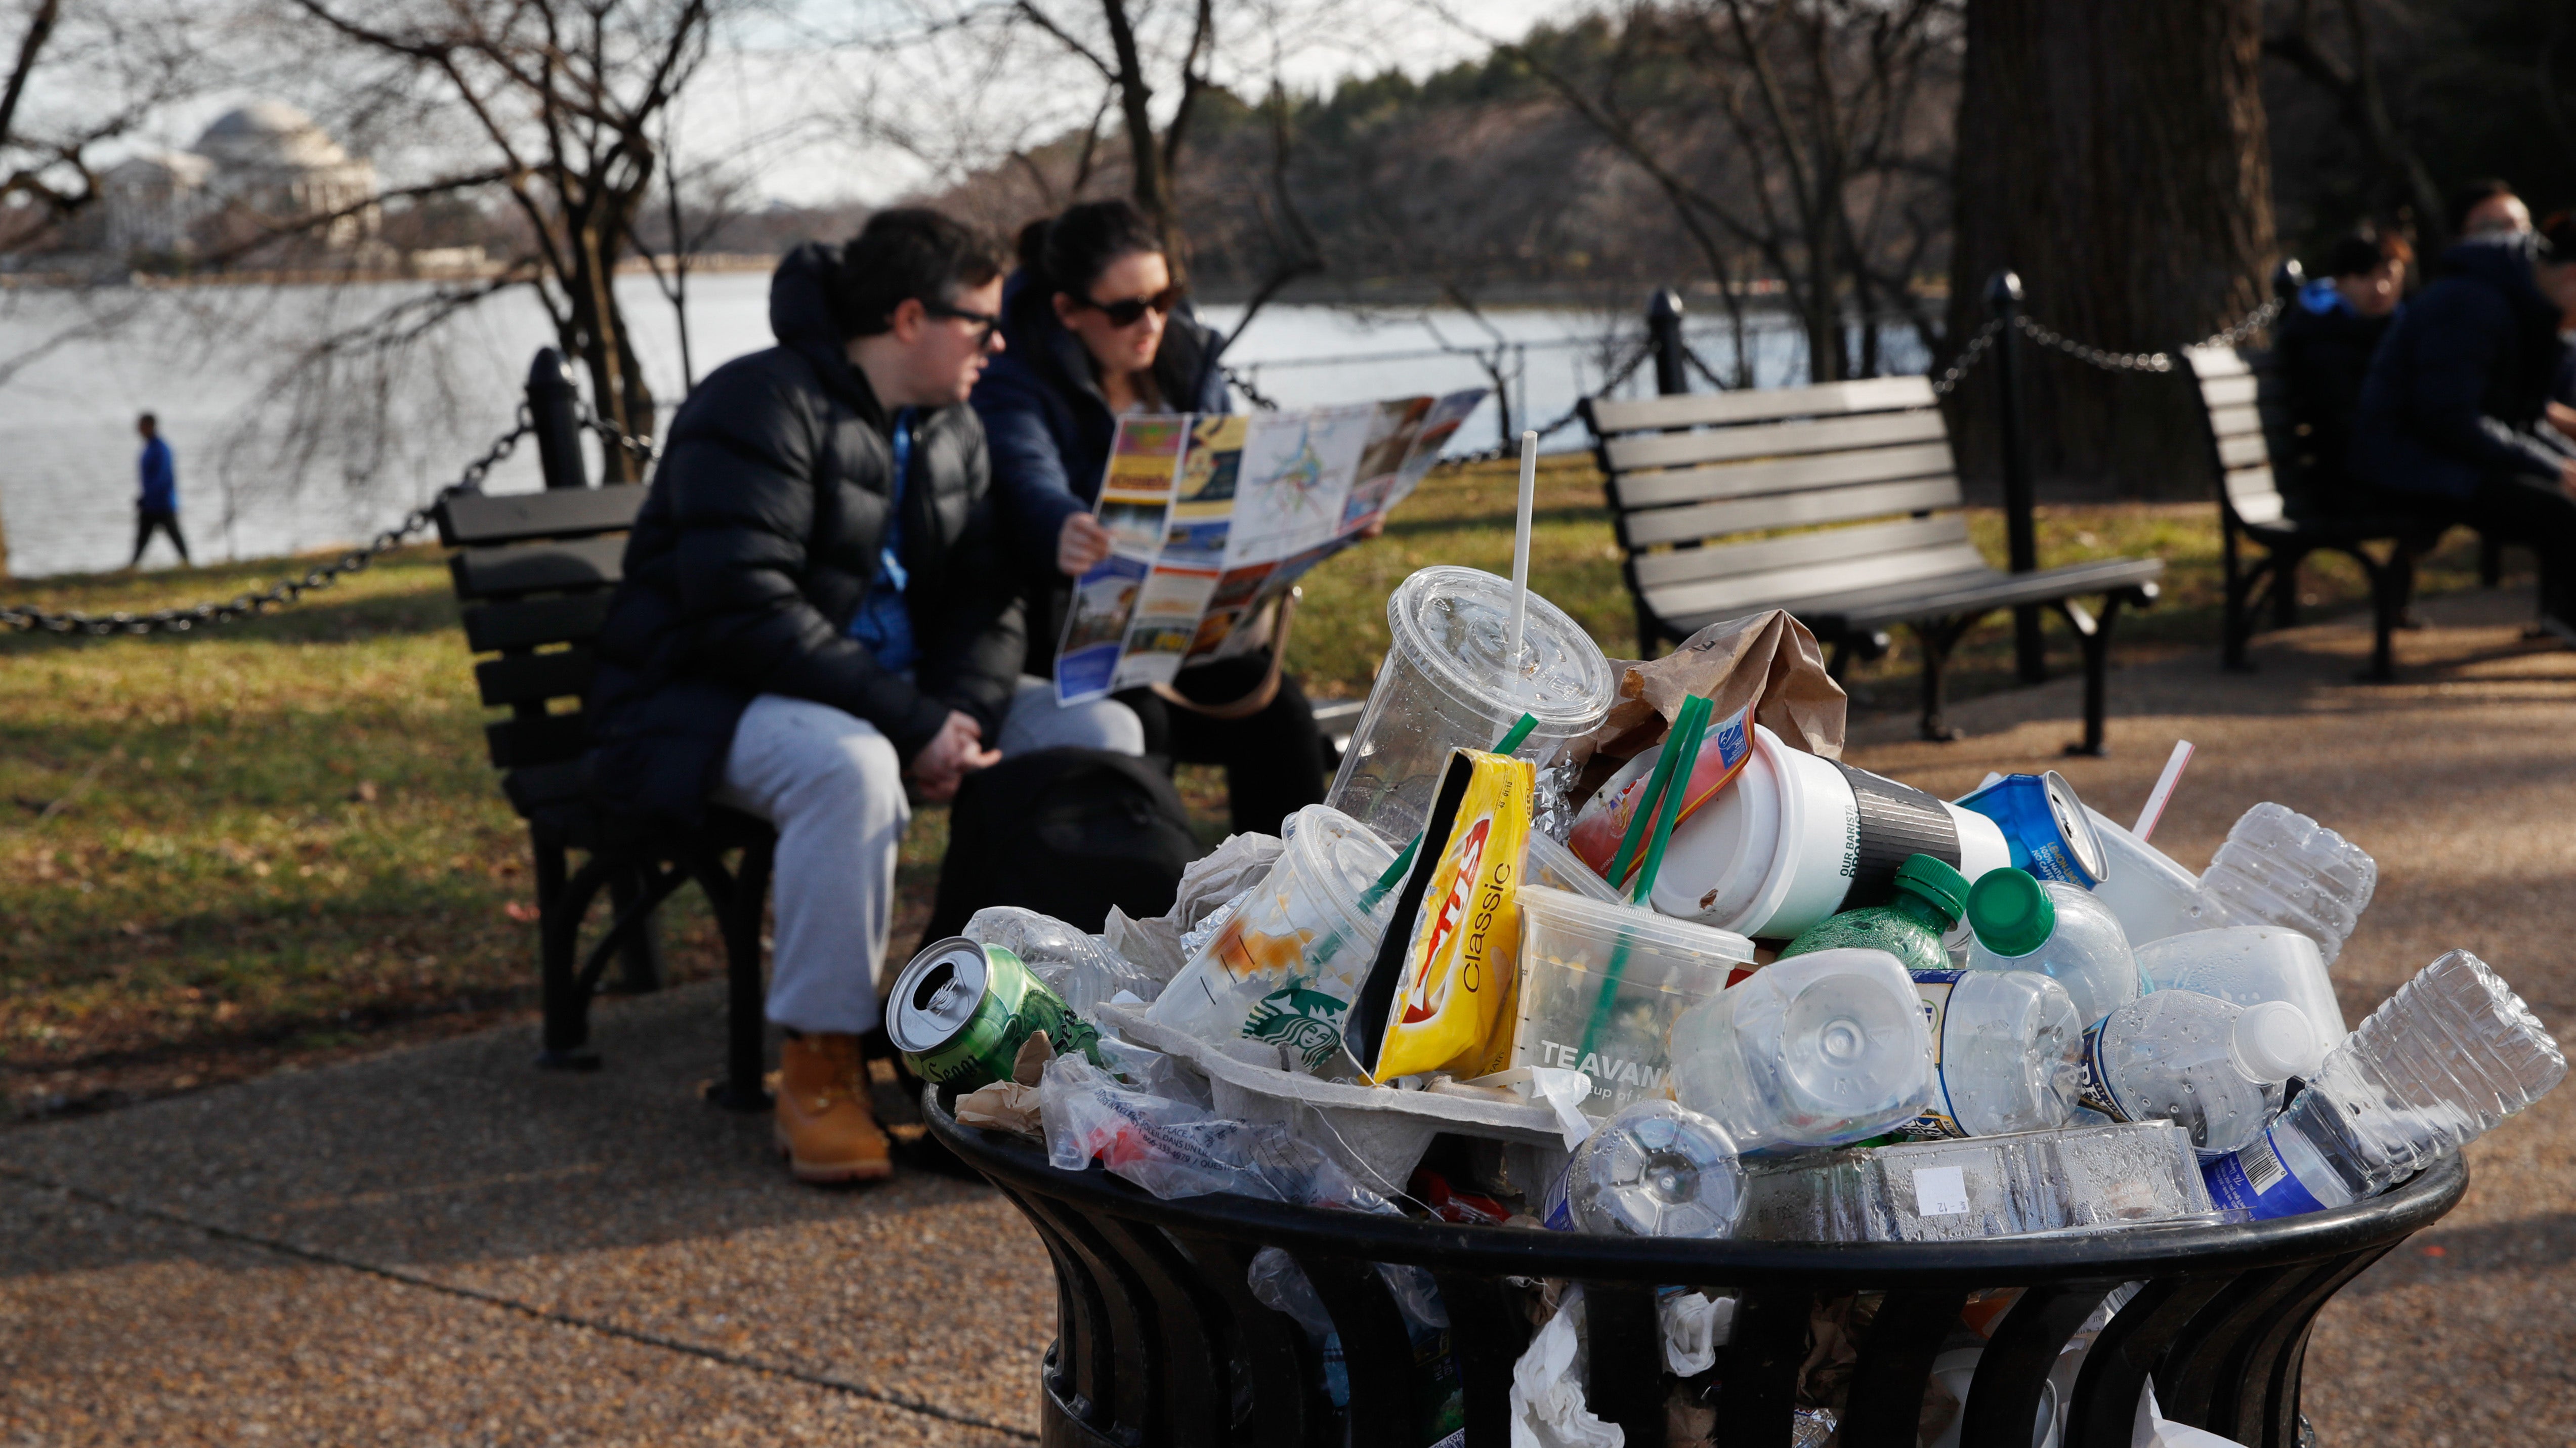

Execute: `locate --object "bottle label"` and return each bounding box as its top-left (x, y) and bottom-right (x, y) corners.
top-left (2077, 1016), bottom-right (2136, 1121)
top-left (2202, 1125), bottom-right (2329, 1220)
top-left (1908, 970), bottom-right (1966, 1137)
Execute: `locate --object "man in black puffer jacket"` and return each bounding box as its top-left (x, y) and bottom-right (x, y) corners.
top-left (588, 210), bottom-right (1142, 1184)
top-left (2352, 227), bottom-right (2576, 641)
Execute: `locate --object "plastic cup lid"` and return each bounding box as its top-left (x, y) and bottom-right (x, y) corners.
top-left (1894, 854), bottom-right (1970, 922)
top-left (1385, 566), bottom-right (1616, 731)
top-left (2232, 1000), bottom-right (2316, 1083)
top-left (1966, 868), bottom-right (2053, 957)
top-left (1280, 804), bottom-right (1399, 935)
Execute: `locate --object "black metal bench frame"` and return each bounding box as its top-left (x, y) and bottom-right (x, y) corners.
top-left (1584, 378), bottom-right (2164, 753)
top-left (433, 482), bottom-right (773, 1109)
top-left (927, 1093), bottom-right (2464, 1448)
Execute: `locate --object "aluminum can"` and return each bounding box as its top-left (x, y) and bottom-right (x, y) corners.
top-left (1954, 770), bottom-right (2108, 887)
top-left (886, 936), bottom-right (1103, 1090)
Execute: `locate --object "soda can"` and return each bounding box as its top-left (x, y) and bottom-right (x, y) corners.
top-left (1954, 771), bottom-right (2108, 887)
top-left (886, 936), bottom-right (1103, 1091)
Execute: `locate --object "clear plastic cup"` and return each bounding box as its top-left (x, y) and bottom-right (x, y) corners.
top-left (1147, 804), bottom-right (1397, 1069)
top-left (1327, 566), bottom-right (1616, 846)
top-left (1508, 884), bottom-right (1753, 1117)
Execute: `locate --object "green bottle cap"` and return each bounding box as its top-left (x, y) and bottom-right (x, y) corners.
top-left (1892, 854), bottom-right (1970, 925)
top-left (1966, 868), bottom-right (2054, 957)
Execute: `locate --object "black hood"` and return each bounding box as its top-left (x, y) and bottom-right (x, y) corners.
top-left (769, 242), bottom-right (883, 423)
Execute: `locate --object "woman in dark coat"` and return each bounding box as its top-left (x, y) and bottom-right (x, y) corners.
top-left (973, 199), bottom-right (1329, 835)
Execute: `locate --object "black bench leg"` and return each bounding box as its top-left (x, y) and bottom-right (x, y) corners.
top-left (2054, 593), bottom-right (2128, 757)
top-left (2221, 518), bottom-right (2258, 673)
top-left (1910, 617), bottom-right (1980, 742)
top-left (2358, 544), bottom-right (2408, 684)
top-left (2481, 531), bottom-right (2504, 588)
top-left (532, 823), bottom-right (602, 1071)
top-left (707, 833), bottom-right (775, 1112)
top-left (607, 864), bottom-right (667, 994)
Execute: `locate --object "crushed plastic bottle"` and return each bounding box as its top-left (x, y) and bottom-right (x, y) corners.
top-left (2205, 951), bottom-right (2566, 1218)
top-left (2085, 990), bottom-right (2314, 1156)
top-left (2196, 803), bottom-right (2376, 967)
top-left (1736, 1119), bottom-right (2214, 1243)
top-left (1912, 968), bottom-right (2086, 1138)
top-left (1544, 1098), bottom-right (1745, 1238)
top-left (1963, 868), bottom-right (2142, 1028)
top-left (1780, 854), bottom-right (1969, 974)
top-left (964, 906), bottom-right (1160, 1017)
top-left (2136, 926), bottom-right (2346, 1071)
top-left (1669, 947), bottom-right (1932, 1153)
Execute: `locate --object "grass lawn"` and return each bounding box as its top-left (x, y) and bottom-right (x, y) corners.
top-left (0, 458), bottom-right (2512, 1118)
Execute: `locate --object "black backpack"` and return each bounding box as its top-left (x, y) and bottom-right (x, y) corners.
top-left (920, 748), bottom-right (1200, 944)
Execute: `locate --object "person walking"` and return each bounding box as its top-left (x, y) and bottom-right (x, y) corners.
top-left (130, 413), bottom-right (190, 567)
top-left (973, 198), bottom-right (1329, 836)
top-left (585, 208), bottom-right (1143, 1186)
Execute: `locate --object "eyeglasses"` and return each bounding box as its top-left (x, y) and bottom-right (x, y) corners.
top-left (1072, 285), bottom-right (1183, 329)
top-left (921, 298), bottom-right (1003, 349)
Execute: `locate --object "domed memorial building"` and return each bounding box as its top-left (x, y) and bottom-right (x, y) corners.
top-left (103, 101), bottom-right (379, 261)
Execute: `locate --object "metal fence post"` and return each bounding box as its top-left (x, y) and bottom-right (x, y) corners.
top-left (527, 348), bottom-right (588, 492)
top-left (1648, 288), bottom-right (1687, 395)
top-left (1988, 271), bottom-right (2045, 684)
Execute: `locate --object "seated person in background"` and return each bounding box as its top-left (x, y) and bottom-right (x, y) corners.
top-left (2276, 228), bottom-right (2408, 521)
top-left (2448, 178), bottom-right (2532, 243)
top-left (586, 209), bottom-right (1143, 1186)
top-left (973, 198), bottom-right (1329, 837)
top-left (2351, 209), bottom-right (2576, 645)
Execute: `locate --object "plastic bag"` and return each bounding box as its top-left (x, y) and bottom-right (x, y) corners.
top-left (1093, 1031), bottom-right (1211, 1109)
top-left (1658, 1289), bottom-right (1733, 1377)
top-left (2135, 1383), bottom-right (2248, 1447)
top-left (1248, 1250), bottom-right (1462, 1447)
top-left (1102, 906), bottom-right (1187, 984)
top-left (1508, 1285), bottom-right (1622, 1448)
top-left (1172, 832), bottom-right (1286, 931)
top-left (1038, 1056), bottom-right (1389, 1210)
top-left (965, 906), bottom-right (1161, 1015)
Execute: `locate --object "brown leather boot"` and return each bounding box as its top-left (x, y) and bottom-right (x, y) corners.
top-left (774, 1032), bottom-right (892, 1184)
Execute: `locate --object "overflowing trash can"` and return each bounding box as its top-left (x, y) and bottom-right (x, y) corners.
top-left (895, 564), bottom-right (2558, 1448)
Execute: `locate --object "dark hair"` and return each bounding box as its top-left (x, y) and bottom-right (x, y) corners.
top-left (1018, 198), bottom-right (1163, 302)
top-left (137, 411), bottom-right (156, 428)
top-left (2324, 229), bottom-right (2402, 279)
top-left (2446, 179), bottom-right (2519, 238)
top-left (2539, 211), bottom-right (2576, 265)
top-left (833, 207), bottom-right (1005, 339)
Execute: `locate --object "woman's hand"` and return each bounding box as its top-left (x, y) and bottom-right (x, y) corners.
top-left (2548, 400), bottom-right (2576, 441)
top-left (906, 711), bottom-right (1001, 801)
top-left (1058, 513), bottom-right (1115, 576)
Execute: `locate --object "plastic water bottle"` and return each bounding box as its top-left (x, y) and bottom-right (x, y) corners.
top-left (2135, 926), bottom-right (2346, 1074)
top-left (1780, 854), bottom-right (1968, 975)
top-left (1545, 1099), bottom-right (1746, 1238)
top-left (1670, 948), bottom-right (1932, 1154)
top-left (1911, 968), bottom-right (2086, 1138)
top-left (1963, 868), bottom-right (2141, 1028)
top-left (2085, 990), bottom-right (2315, 1156)
top-left (2205, 951), bottom-right (2566, 1218)
top-left (2197, 803), bottom-right (2376, 966)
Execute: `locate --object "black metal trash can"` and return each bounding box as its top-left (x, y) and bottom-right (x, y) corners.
top-left (924, 1095), bottom-right (2465, 1448)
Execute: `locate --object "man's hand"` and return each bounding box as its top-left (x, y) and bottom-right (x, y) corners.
top-left (1058, 513), bottom-right (1114, 576)
top-left (2548, 400), bottom-right (2576, 441)
top-left (2559, 457), bottom-right (2576, 499)
top-left (907, 710), bottom-right (1000, 801)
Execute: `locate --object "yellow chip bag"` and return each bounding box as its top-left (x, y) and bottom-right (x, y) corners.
top-left (1349, 749), bottom-right (1534, 1082)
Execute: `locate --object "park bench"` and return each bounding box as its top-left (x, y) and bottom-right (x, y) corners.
top-left (1583, 377), bottom-right (2165, 751)
top-left (2180, 344), bottom-right (2512, 684)
top-left (431, 482), bottom-right (772, 1109)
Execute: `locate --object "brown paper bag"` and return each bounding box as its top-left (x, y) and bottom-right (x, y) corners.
top-left (1579, 610), bottom-right (1847, 778)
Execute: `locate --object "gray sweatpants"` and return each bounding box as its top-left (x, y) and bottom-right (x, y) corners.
top-left (713, 678), bottom-right (1144, 1035)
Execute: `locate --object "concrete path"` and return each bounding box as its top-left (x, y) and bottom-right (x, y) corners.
top-left (6, 587), bottom-right (2574, 1445)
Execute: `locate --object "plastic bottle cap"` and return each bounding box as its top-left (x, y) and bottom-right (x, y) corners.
top-left (1893, 854), bottom-right (1970, 925)
top-left (2233, 1000), bottom-right (2316, 1082)
top-left (1965, 868), bottom-right (2053, 957)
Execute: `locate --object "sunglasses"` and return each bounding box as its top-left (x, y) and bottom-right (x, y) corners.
top-left (921, 298), bottom-right (1003, 349)
top-left (1073, 285), bottom-right (1183, 329)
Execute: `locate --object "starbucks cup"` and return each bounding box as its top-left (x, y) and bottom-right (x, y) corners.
top-left (1327, 567), bottom-right (1617, 847)
top-left (1649, 726), bottom-right (2011, 940)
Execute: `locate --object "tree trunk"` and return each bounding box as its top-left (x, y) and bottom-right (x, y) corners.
top-left (1947, 0), bottom-right (2275, 499)
top-left (565, 214), bottom-right (656, 484)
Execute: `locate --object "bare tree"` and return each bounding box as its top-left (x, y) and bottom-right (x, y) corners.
top-left (2262, 0), bottom-right (2445, 245)
top-left (279, 0), bottom-right (728, 472)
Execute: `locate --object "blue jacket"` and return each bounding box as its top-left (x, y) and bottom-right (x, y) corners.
top-left (970, 270), bottom-right (1231, 581)
top-left (138, 436), bottom-right (176, 512)
top-left (2351, 239), bottom-right (2573, 501)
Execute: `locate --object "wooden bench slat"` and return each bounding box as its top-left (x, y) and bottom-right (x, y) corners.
top-left (437, 485), bottom-right (648, 547)
top-left (2184, 347), bottom-right (2251, 378)
top-left (463, 593), bottom-right (615, 654)
top-left (450, 536), bottom-right (626, 600)
top-left (2217, 433), bottom-right (2268, 469)
top-left (1586, 375), bottom-right (1934, 434)
top-left (1612, 441), bottom-right (1960, 510)
top-left (501, 759), bottom-right (590, 817)
top-left (2198, 374), bottom-right (2259, 407)
top-left (1598, 408), bottom-right (1948, 471)
top-left (1828, 558), bottom-right (2166, 628)
top-left (486, 714), bottom-right (590, 769)
top-left (1630, 514), bottom-right (1970, 589)
top-left (1622, 476), bottom-right (1960, 549)
top-left (1648, 546), bottom-right (1990, 622)
top-left (2207, 403), bottom-right (2263, 441)
top-left (475, 648), bottom-right (596, 708)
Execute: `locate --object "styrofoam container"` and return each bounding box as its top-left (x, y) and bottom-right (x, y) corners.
top-left (1507, 885), bottom-right (1754, 1118)
top-left (1652, 726), bottom-right (2010, 939)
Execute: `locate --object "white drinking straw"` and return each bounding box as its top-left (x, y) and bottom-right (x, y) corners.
top-left (2133, 739), bottom-right (2195, 842)
top-left (1508, 429), bottom-right (1538, 664)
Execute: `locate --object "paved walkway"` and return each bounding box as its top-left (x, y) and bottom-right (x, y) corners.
top-left (6, 587), bottom-right (2575, 1445)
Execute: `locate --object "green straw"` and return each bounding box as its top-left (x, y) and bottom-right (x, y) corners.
top-left (1603, 705), bottom-right (1693, 890)
top-left (1579, 694), bottom-right (1711, 1062)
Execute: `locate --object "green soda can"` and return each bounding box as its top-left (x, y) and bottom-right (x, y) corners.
top-left (886, 937), bottom-right (1104, 1091)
